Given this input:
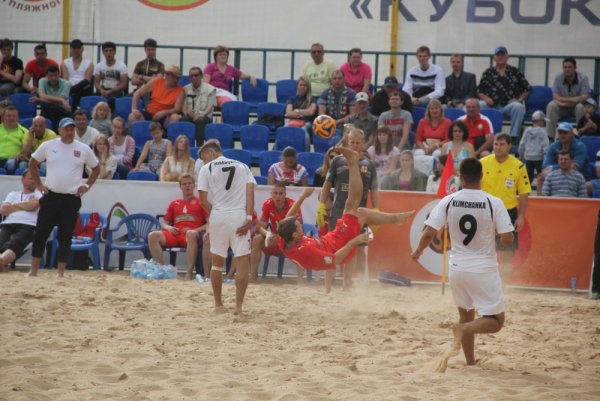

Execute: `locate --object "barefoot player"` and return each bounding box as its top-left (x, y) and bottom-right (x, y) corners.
top-left (274, 147), bottom-right (415, 293)
top-left (411, 158), bottom-right (514, 366)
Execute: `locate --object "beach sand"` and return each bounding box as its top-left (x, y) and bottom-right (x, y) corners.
top-left (1, 269), bottom-right (599, 401)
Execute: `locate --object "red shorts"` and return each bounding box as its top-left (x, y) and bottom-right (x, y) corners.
top-left (321, 213), bottom-right (362, 264)
top-left (162, 230), bottom-right (193, 248)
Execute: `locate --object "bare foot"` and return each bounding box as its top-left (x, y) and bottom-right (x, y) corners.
top-left (451, 323), bottom-right (463, 352)
top-left (233, 304), bottom-right (243, 315)
top-left (335, 146), bottom-right (359, 164)
top-left (214, 305), bottom-right (226, 314)
top-left (395, 210), bottom-right (416, 226)
top-left (184, 272), bottom-right (193, 281)
top-left (25, 271), bottom-right (37, 277)
top-left (248, 276), bottom-right (257, 284)
top-left (56, 272), bottom-right (65, 278)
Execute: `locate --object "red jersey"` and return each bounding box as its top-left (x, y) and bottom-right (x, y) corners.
top-left (459, 115), bottom-right (492, 145)
top-left (260, 197), bottom-right (301, 231)
top-left (165, 196), bottom-right (207, 231)
top-left (279, 213), bottom-right (361, 270)
top-left (24, 58), bottom-right (59, 87)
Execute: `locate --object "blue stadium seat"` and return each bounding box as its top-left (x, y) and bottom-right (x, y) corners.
top-left (189, 147), bottom-right (199, 160)
top-left (240, 124), bottom-right (269, 162)
top-left (256, 102), bottom-right (286, 137)
top-left (241, 78), bottom-right (269, 109)
top-left (9, 93), bottom-right (36, 118)
top-left (580, 136), bottom-right (600, 179)
top-left (525, 86), bottom-right (553, 121)
top-left (223, 148), bottom-right (253, 168)
top-left (0, 168), bottom-right (7, 175)
top-left (444, 108), bottom-right (465, 121)
top-left (275, 126), bottom-right (304, 153)
top-left (221, 101), bottom-right (250, 138)
top-left (127, 170), bottom-right (158, 181)
top-left (312, 133), bottom-right (337, 154)
top-left (480, 108), bottom-right (503, 134)
top-left (259, 150), bottom-right (282, 177)
top-left (276, 79), bottom-right (296, 104)
top-left (79, 95), bottom-right (107, 118)
top-left (19, 117), bottom-right (53, 130)
top-left (297, 152), bottom-right (324, 185)
top-left (130, 121), bottom-right (152, 149)
top-left (205, 123), bottom-right (234, 149)
top-left (167, 121), bottom-right (196, 147)
top-left (254, 175), bottom-right (268, 185)
top-left (411, 106), bottom-right (426, 127)
top-left (179, 75), bottom-right (190, 87)
top-left (114, 96), bottom-right (133, 121)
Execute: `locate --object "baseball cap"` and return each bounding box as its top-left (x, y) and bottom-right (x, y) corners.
top-left (494, 46), bottom-right (508, 55)
top-left (165, 65), bottom-right (181, 77)
top-left (383, 76), bottom-right (399, 87)
top-left (531, 110), bottom-right (548, 122)
top-left (356, 92), bottom-right (369, 103)
top-left (557, 122), bottom-right (573, 132)
top-left (59, 117), bottom-right (76, 128)
top-left (585, 98), bottom-right (597, 107)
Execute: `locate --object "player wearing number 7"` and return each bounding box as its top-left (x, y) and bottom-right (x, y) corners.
top-left (198, 140), bottom-right (256, 315)
top-left (411, 158), bottom-right (514, 367)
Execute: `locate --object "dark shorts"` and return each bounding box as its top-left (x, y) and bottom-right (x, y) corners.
top-left (496, 207), bottom-right (518, 252)
top-left (0, 223), bottom-right (36, 257)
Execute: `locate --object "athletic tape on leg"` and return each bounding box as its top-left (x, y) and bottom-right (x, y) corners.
top-left (211, 265), bottom-right (224, 272)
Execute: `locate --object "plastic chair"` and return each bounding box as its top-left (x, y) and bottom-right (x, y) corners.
top-left (275, 126), bottom-right (305, 153)
top-left (254, 175), bottom-right (268, 185)
top-left (49, 212), bottom-right (107, 270)
top-left (241, 78), bottom-right (269, 109)
top-left (479, 108), bottom-right (503, 134)
top-left (221, 101), bottom-right (250, 136)
top-left (179, 75), bottom-right (190, 87)
top-left (130, 120), bottom-right (153, 149)
top-left (127, 170), bottom-right (158, 181)
top-left (79, 95), bottom-right (107, 118)
top-left (411, 106), bottom-right (426, 127)
top-left (0, 168), bottom-right (7, 175)
top-left (259, 150), bottom-right (282, 177)
top-left (312, 133), bottom-right (337, 154)
top-left (223, 148), bottom-right (253, 168)
top-left (580, 136), bottom-right (600, 178)
top-left (189, 147), bottom-right (199, 161)
top-left (167, 121), bottom-right (196, 147)
top-left (297, 152), bottom-right (325, 185)
top-left (114, 97), bottom-right (136, 122)
top-left (205, 123), bottom-right (234, 149)
top-left (256, 102), bottom-right (286, 132)
top-left (525, 86), bottom-right (553, 120)
top-left (592, 189), bottom-right (600, 199)
top-left (276, 79), bottom-right (296, 104)
top-left (9, 93), bottom-right (36, 118)
top-left (19, 117), bottom-right (53, 130)
top-left (240, 124), bottom-right (269, 162)
top-left (103, 213), bottom-right (161, 270)
top-left (444, 108), bottom-right (465, 121)
top-left (261, 222), bottom-right (318, 278)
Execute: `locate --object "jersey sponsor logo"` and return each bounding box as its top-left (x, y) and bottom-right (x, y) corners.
top-left (324, 256), bottom-right (333, 264)
top-left (73, 150), bottom-right (81, 158)
top-left (138, 0), bottom-right (209, 11)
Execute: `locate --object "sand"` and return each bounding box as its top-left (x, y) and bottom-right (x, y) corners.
top-left (1, 269), bottom-right (599, 401)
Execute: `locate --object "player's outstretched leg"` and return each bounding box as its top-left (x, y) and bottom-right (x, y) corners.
top-left (336, 147), bottom-right (362, 215)
top-left (357, 207), bottom-right (416, 227)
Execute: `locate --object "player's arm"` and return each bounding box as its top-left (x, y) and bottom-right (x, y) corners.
top-left (286, 187), bottom-right (314, 218)
top-left (198, 190), bottom-right (212, 215)
top-left (334, 232), bottom-right (369, 263)
top-left (410, 225), bottom-right (438, 259)
top-left (514, 194), bottom-right (528, 232)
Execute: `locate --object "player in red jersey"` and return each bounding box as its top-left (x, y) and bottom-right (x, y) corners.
top-left (274, 147), bottom-right (415, 292)
top-left (148, 173), bottom-right (208, 280)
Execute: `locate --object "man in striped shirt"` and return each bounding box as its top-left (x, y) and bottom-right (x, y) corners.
top-left (541, 150), bottom-right (587, 198)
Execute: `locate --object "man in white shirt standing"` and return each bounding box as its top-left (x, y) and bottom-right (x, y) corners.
top-left (197, 140), bottom-right (256, 315)
top-left (403, 45), bottom-right (445, 107)
top-left (411, 158), bottom-right (514, 370)
top-left (26, 117), bottom-right (99, 278)
top-left (0, 169), bottom-right (42, 272)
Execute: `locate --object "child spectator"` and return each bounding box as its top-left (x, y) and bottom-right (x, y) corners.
top-left (426, 154), bottom-right (448, 193)
top-left (89, 101), bottom-right (112, 137)
top-left (87, 135), bottom-right (117, 179)
top-left (518, 110), bottom-right (550, 183)
top-left (577, 98), bottom-right (600, 137)
top-left (132, 122), bottom-right (172, 174)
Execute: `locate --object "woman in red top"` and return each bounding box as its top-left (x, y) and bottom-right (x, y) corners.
top-left (415, 99), bottom-right (451, 156)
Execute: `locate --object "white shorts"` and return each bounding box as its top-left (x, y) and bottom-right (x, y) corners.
top-left (208, 210), bottom-right (251, 258)
top-left (449, 269), bottom-right (505, 316)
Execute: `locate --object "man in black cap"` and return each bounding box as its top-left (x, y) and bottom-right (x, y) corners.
top-left (370, 76), bottom-right (412, 116)
top-left (60, 39), bottom-right (94, 110)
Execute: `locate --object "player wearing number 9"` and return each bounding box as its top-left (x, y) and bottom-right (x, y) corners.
top-left (411, 158), bottom-right (514, 368)
top-left (197, 139), bottom-right (257, 316)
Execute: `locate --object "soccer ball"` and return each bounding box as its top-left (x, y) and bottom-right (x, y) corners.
top-left (312, 114), bottom-right (336, 139)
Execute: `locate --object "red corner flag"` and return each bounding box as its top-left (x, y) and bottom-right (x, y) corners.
top-left (437, 151), bottom-right (456, 198)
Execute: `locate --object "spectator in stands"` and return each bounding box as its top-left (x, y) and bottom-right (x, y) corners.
top-left (87, 135), bottom-right (117, 180)
top-left (537, 122), bottom-right (590, 194)
top-left (60, 39), bottom-right (93, 110)
top-left (313, 147), bottom-right (339, 188)
top-left (541, 150), bottom-right (587, 197)
top-left (415, 99), bottom-right (451, 156)
top-left (366, 125), bottom-right (400, 180)
top-left (268, 146), bottom-right (308, 187)
top-left (21, 116), bottom-right (57, 176)
top-left (443, 54), bottom-right (477, 109)
top-left (425, 154), bottom-right (448, 193)
top-left (377, 90), bottom-right (413, 149)
top-left (340, 48), bottom-right (372, 94)
top-left (21, 43), bottom-right (59, 94)
top-left (160, 134), bottom-right (194, 182)
top-left (585, 151), bottom-right (600, 197)
top-left (131, 38), bottom-right (165, 96)
top-left (132, 121), bottom-right (171, 174)
top-left (577, 98), bottom-right (600, 136)
top-left (318, 69), bottom-right (356, 134)
top-left (478, 46), bottom-right (531, 140)
top-left (0, 38), bottom-right (24, 98)
top-left (403, 46), bottom-right (445, 107)
top-left (108, 116), bottom-right (135, 178)
top-left (303, 43), bottom-right (336, 99)
top-left (148, 173), bottom-right (208, 280)
top-left (370, 76), bottom-right (412, 116)
top-left (249, 182), bottom-right (302, 282)
top-left (129, 65), bottom-right (184, 128)
top-left (0, 168), bottom-right (41, 272)
top-left (546, 57), bottom-right (590, 139)
top-left (0, 105), bottom-right (28, 174)
top-left (94, 41), bottom-right (128, 110)
top-left (73, 109), bottom-right (100, 147)
top-left (284, 76), bottom-right (316, 151)
top-left (380, 149), bottom-right (428, 191)
top-left (89, 101), bottom-right (112, 137)
top-left (441, 121), bottom-right (475, 174)
top-left (518, 110), bottom-right (550, 183)
top-left (172, 66), bottom-right (215, 146)
top-left (346, 91), bottom-right (378, 146)
top-left (34, 65), bottom-right (71, 129)
top-left (203, 45), bottom-right (256, 106)
top-left (457, 98), bottom-right (494, 157)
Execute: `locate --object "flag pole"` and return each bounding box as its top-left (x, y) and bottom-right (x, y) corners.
top-left (441, 224), bottom-right (448, 294)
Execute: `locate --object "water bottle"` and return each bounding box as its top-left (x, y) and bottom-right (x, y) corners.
top-left (165, 264), bottom-right (177, 279)
top-left (131, 258), bottom-right (148, 278)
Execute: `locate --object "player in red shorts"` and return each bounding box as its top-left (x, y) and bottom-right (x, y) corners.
top-left (148, 173), bottom-right (208, 280)
top-left (249, 182), bottom-right (302, 283)
top-left (274, 147), bottom-right (415, 292)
